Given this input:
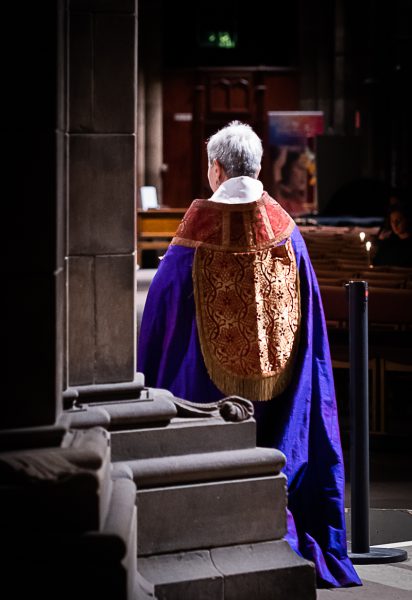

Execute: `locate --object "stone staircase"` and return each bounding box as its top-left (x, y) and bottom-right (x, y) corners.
top-left (125, 416), bottom-right (315, 599)
top-left (65, 376), bottom-right (316, 599)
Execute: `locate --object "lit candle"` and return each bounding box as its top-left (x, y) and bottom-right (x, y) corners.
top-left (365, 241), bottom-right (372, 267)
top-left (359, 231), bottom-right (366, 242)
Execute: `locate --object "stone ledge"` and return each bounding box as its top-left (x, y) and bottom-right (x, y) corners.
top-left (65, 374), bottom-right (145, 401)
top-left (127, 447), bottom-right (286, 488)
top-left (111, 417), bottom-right (257, 461)
top-left (66, 388), bottom-right (177, 430)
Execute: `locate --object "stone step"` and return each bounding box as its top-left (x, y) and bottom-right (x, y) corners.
top-left (137, 474), bottom-right (287, 556)
top-left (1, 461), bottom-right (139, 600)
top-left (126, 446), bottom-right (285, 487)
top-left (138, 540), bottom-right (316, 600)
top-left (111, 417), bottom-right (257, 461)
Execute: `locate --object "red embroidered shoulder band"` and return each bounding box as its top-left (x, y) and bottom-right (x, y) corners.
top-left (171, 192), bottom-right (295, 252)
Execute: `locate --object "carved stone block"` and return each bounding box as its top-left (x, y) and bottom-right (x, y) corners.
top-left (137, 474), bottom-right (287, 556)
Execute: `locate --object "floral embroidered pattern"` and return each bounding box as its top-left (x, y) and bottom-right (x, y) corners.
top-left (193, 239), bottom-right (300, 400)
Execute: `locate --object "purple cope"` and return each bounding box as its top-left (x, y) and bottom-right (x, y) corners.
top-left (138, 225), bottom-right (362, 588)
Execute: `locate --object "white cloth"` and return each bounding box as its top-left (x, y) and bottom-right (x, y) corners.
top-left (209, 176), bottom-right (263, 204)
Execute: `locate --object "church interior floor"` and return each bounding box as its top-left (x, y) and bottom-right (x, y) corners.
top-left (341, 436), bottom-right (412, 594)
top-left (317, 547), bottom-right (412, 599)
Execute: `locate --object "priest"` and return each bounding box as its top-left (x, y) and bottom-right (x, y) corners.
top-left (137, 121), bottom-right (361, 588)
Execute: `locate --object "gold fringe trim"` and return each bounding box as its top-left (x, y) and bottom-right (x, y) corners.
top-left (199, 325), bottom-right (300, 401)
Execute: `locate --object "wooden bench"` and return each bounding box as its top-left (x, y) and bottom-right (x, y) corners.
top-left (136, 208), bottom-right (186, 265)
top-left (320, 284), bottom-right (412, 433)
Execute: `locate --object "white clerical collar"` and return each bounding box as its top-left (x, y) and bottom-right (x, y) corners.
top-left (209, 176), bottom-right (263, 204)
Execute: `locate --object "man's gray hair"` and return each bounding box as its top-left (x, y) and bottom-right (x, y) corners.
top-left (207, 121), bottom-right (263, 178)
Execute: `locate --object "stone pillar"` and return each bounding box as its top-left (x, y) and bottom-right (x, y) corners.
top-left (1, 3), bottom-right (63, 428)
top-left (333, 0), bottom-right (346, 134)
top-left (298, 0), bottom-right (317, 112)
top-left (140, 0), bottom-right (163, 203)
top-left (67, 0), bottom-right (137, 386)
top-left (299, 0), bottom-right (335, 130)
top-left (136, 69), bottom-right (146, 193)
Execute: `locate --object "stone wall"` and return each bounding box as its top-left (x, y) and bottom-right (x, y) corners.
top-left (67, 0), bottom-right (137, 385)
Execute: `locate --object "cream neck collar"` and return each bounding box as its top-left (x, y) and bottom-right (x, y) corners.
top-left (209, 176), bottom-right (263, 204)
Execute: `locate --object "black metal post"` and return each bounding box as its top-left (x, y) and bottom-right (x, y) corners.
top-left (346, 280), bottom-right (407, 564)
top-left (348, 281), bottom-right (370, 553)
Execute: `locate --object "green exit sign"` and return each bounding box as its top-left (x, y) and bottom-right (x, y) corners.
top-left (199, 30), bottom-right (237, 49)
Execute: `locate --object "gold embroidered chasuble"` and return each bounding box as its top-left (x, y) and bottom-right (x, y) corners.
top-left (171, 192), bottom-right (301, 401)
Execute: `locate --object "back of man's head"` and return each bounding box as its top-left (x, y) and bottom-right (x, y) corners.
top-left (207, 121), bottom-right (263, 178)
